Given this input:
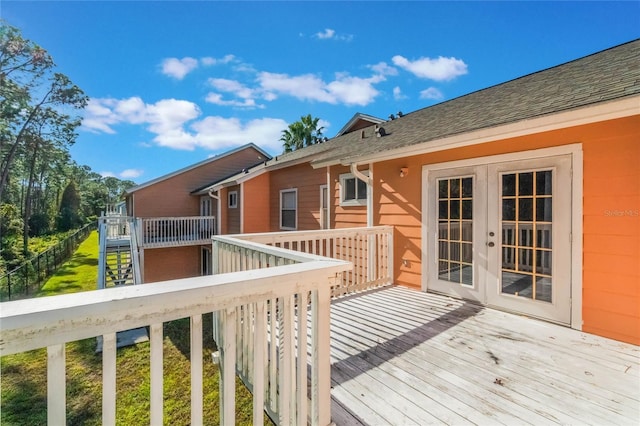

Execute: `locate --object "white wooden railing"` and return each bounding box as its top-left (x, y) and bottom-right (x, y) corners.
top-left (235, 226), bottom-right (394, 298)
top-left (0, 236), bottom-right (350, 426)
top-left (210, 236), bottom-right (344, 425)
top-left (140, 216), bottom-right (216, 248)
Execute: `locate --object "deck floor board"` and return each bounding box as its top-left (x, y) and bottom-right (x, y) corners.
top-left (329, 286), bottom-right (640, 426)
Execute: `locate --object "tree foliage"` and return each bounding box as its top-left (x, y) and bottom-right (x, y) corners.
top-left (281, 114), bottom-right (324, 153)
top-left (0, 22), bottom-right (136, 272)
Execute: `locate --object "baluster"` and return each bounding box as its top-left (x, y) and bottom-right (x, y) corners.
top-left (102, 333), bottom-right (117, 426)
top-left (47, 344), bottom-right (66, 425)
top-left (191, 314), bottom-right (203, 425)
top-left (150, 323), bottom-right (163, 425)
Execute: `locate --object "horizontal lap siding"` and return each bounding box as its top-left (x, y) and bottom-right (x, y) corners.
top-left (242, 173), bottom-right (270, 233)
top-left (144, 246), bottom-right (201, 283)
top-left (331, 164), bottom-right (367, 229)
top-left (269, 164), bottom-right (325, 231)
top-left (132, 147), bottom-right (266, 218)
top-left (373, 115), bottom-right (639, 344)
top-left (226, 185), bottom-right (241, 234)
top-left (582, 127), bottom-right (639, 344)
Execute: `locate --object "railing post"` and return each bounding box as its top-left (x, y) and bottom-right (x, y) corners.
top-left (47, 344), bottom-right (66, 425)
top-left (212, 239), bottom-right (220, 275)
top-left (220, 307), bottom-right (237, 425)
top-left (311, 279), bottom-right (333, 426)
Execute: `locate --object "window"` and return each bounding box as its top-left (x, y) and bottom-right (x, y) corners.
top-left (280, 189), bottom-right (297, 230)
top-left (228, 191), bottom-right (238, 208)
top-left (340, 172), bottom-right (368, 206)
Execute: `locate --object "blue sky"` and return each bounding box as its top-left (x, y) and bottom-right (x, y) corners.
top-left (3, 1), bottom-right (639, 184)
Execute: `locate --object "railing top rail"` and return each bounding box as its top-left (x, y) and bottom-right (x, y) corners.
top-left (213, 235), bottom-right (335, 263)
top-left (1, 257), bottom-right (350, 356)
top-left (234, 225), bottom-right (393, 240)
top-left (141, 215), bottom-right (217, 221)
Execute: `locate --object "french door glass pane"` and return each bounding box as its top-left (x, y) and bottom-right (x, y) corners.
top-left (501, 170), bottom-right (553, 302)
top-left (437, 176), bottom-right (473, 286)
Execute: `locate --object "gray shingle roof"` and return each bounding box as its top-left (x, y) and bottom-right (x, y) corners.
top-left (308, 39), bottom-right (640, 166)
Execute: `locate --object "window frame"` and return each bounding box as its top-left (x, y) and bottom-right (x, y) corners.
top-left (339, 171), bottom-right (369, 206)
top-left (228, 190), bottom-right (238, 209)
top-left (280, 188), bottom-right (298, 230)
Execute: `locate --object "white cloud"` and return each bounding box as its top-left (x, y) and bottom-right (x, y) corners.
top-left (314, 28), bottom-right (353, 41)
top-left (82, 96), bottom-right (288, 152)
top-left (257, 72), bottom-right (381, 106)
top-left (201, 54), bottom-right (235, 66)
top-left (190, 116), bottom-right (287, 152)
top-left (419, 87), bottom-right (444, 100)
top-left (120, 169), bottom-right (144, 179)
top-left (392, 55), bottom-right (468, 81)
top-left (161, 57), bottom-right (199, 80)
top-left (393, 86), bottom-right (407, 100)
top-left (205, 93), bottom-right (262, 109)
top-left (370, 62), bottom-right (398, 76)
top-left (208, 78), bottom-right (256, 100)
top-left (99, 171), bottom-right (116, 178)
top-left (316, 28), bottom-right (335, 39)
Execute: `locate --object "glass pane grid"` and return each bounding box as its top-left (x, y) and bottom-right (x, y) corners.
top-left (437, 177), bottom-right (473, 286)
top-left (501, 170), bottom-right (552, 302)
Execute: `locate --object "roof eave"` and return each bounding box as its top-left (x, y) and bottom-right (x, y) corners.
top-left (311, 96), bottom-right (640, 168)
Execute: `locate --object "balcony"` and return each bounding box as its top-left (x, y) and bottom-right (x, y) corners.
top-left (1, 226), bottom-right (639, 425)
top-left (138, 216), bottom-right (217, 249)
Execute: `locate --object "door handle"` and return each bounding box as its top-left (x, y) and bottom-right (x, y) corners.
top-left (487, 242), bottom-right (495, 247)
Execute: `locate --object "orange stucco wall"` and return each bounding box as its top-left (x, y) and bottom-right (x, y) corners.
top-left (143, 246), bottom-right (202, 283)
top-left (269, 164), bottom-right (326, 231)
top-left (373, 115), bottom-right (640, 344)
top-left (330, 164), bottom-right (368, 229)
top-left (243, 173), bottom-right (271, 233)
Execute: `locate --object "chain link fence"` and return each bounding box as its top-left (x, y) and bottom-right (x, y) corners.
top-left (0, 223), bottom-right (95, 301)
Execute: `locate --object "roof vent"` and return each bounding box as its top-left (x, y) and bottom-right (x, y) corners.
top-left (397, 111), bottom-right (403, 117)
top-left (375, 125), bottom-right (386, 137)
top-left (388, 114), bottom-right (395, 120)
top-left (361, 130), bottom-right (365, 139)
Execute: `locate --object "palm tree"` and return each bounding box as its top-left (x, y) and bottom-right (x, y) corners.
top-left (281, 114), bottom-right (324, 153)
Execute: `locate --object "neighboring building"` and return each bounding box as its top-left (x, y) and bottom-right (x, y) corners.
top-left (124, 143), bottom-right (270, 282)
top-left (130, 40), bottom-right (640, 345)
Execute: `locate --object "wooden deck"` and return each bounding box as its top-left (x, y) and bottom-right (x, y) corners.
top-left (329, 286), bottom-right (640, 425)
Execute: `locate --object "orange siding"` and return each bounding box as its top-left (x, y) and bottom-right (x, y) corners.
top-left (144, 246), bottom-right (201, 283)
top-left (131, 147), bottom-right (265, 218)
top-left (331, 164), bottom-right (367, 229)
top-left (269, 164), bottom-right (325, 231)
top-left (219, 187), bottom-right (228, 234)
top-left (243, 173), bottom-right (271, 233)
top-left (373, 115), bottom-right (640, 344)
top-left (226, 184), bottom-right (241, 234)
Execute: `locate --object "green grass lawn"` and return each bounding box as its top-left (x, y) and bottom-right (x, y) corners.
top-left (1, 231), bottom-right (266, 425)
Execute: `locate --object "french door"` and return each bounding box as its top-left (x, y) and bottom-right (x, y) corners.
top-left (425, 155), bottom-right (572, 324)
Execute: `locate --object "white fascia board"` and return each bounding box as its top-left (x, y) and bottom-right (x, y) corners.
top-left (312, 96), bottom-right (639, 168)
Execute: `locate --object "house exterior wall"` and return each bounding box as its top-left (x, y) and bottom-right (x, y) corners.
top-left (373, 115), bottom-right (639, 344)
top-left (128, 147), bottom-right (265, 218)
top-left (331, 164), bottom-right (368, 229)
top-left (269, 163), bottom-right (325, 231)
top-left (243, 173), bottom-right (271, 233)
top-left (143, 246), bottom-right (201, 283)
top-left (226, 184), bottom-right (241, 234)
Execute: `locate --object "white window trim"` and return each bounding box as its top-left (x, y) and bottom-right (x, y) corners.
top-left (339, 171), bottom-right (369, 206)
top-left (228, 190), bottom-right (238, 209)
top-left (280, 188), bottom-right (298, 230)
top-left (320, 184), bottom-right (328, 230)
